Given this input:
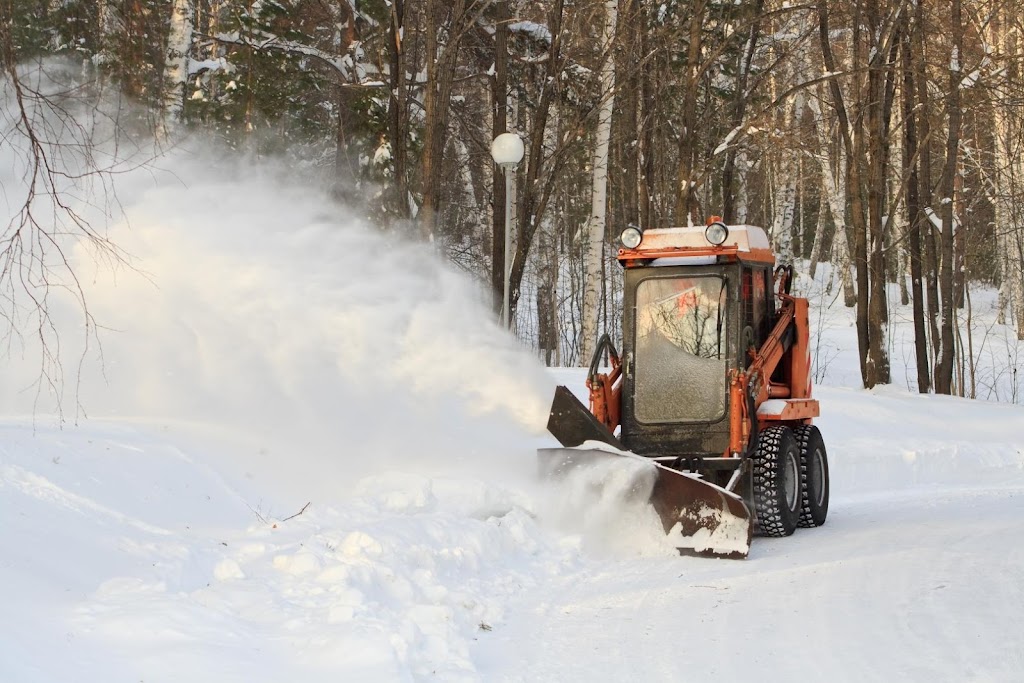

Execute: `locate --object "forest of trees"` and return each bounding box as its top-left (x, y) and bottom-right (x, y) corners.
top-left (3, 0), bottom-right (1024, 398)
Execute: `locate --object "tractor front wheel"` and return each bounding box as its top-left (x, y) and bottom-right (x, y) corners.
top-left (794, 425), bottom-right (830, 528)
top-left (752, 425), bottom-right (801, 537)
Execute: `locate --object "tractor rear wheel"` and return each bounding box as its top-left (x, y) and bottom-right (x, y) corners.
top-left (794, 425), bottom-right (829, 528)
top-left (752, 425), bottom-right (801, 537)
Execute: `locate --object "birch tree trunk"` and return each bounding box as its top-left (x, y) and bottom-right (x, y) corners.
top-left (808, 201), bottom-right (824, 278)
top-left (581, 0), bottom-right (618, 363)
top-left (771, 151), bottom-right (798, 265)
top-left (162, 0), bottom-right (194, 128)
top-left (991, 9), bottom-right (1024, 340)
top-left (734, 151), bottom-right (750, 225)
top-left (769, 14), bottom-right (809, 266)
top-left (807, 86), bottom-right (854, 306)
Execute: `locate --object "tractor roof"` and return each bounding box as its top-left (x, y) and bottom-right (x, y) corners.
top-left (617, 224), bottom-right (775, 268)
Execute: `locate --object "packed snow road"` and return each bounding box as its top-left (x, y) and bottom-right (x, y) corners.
top-left (477, 487), bottom-right (1024, 681)
top-left (471, 383), bottom-right (1024, 682)
top-left (2, 383), bottom-right (1022, 682)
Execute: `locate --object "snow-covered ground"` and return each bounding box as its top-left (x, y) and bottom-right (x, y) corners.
top-left (4, 380), bottom-right (1023, 681)
top-left (2, 119), bottom-right (1024, 680)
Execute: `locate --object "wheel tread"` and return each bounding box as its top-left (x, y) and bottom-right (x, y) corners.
top-left (751, 425), bottom-right (799, 537)
top-left (793, 424), bottom-right (829, 528)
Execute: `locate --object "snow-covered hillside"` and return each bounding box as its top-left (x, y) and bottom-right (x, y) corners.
top-left (3, 136), bottom-right (1024, 681)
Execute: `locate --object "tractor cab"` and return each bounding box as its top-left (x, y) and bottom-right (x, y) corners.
top-left (616, 224), bottom-right (777, 466)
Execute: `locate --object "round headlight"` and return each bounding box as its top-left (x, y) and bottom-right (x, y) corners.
top-left (620, 226), bottom-right (643, 249)
top-left (705, 221), bottom-right (729, 246)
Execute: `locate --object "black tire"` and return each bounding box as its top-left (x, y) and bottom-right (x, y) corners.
top-left (794, 425), bottom-right (830, 528)
top-left (752, 425), bottom-right (801, 537)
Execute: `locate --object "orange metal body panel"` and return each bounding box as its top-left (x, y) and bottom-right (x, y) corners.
top-left (745, 297), bottom-right (796, 408)
top-left (587, 359), bottom-right (622, 432)
top-left (790, 296), bottom-right (813, 400)
top-left (724, 279), bottom-right (817, 455)
top-left (728, 373), bottom-right (744, 457)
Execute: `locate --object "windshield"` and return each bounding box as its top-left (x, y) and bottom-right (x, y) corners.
top-left (634, 276), bottom-right (728, 423)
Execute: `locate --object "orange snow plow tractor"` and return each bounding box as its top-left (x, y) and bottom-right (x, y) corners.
top-left (542, 219), bottom-right (830, 558)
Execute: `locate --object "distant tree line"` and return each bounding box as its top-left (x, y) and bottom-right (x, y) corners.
top-left (4, 0), bottom-right (1024, 398)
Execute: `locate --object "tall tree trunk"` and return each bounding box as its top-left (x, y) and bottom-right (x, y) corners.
top-left (675, 0), bottom-right (705, 224)
top-left (420, 0), bottom-right (468, 241)
top-left (820, 0), bottom-right (900, 388)
top-left (901, 17), bottom-right (931, 393)
top-left (537, 208), bottom-right (560, 366)
top-left (771, 151), bottom-right (798, 265)
top-left (420, 0), bottom-right (442, 240)
top-left (864, 5), bottom-right (897, 387)
top-left (508, 0), bottom-right (566, 323)
top-left (490, 2), bottom-right (510, 314)
top-left (821, 0), bottom-right (871, 384)
top-left (582, 0), bottom-right (619, 363)
top-left (808, 201), bottom-right (826, 279)
top-left (914, 0), bottom-right (941, 369)
top-left (771, 36), bottom-right (809, 266)
top-left (934, 0), bottom-right (963, 395)
top-left (617, 0), bottom-right (641, 230)
top-left (387, 0), bottom-right (410, 222)
top-left (638, 0), bottom-right (655, 229)
top-left (722, 0), bottom-right (765, 223)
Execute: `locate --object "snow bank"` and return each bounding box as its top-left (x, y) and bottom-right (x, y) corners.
top-left (0, 421), bottom-right (586, 682)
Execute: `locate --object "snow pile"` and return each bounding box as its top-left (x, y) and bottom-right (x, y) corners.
top-left (820, 384), bottom-right (1024, 495)
top-left (537, 446), bottom-right (676, 557)
top-left (0, 421), bottom-right (587, 682)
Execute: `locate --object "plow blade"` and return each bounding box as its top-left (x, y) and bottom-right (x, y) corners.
top-left (540, 447), bottom-right (752, 558)
top-left (543, 386), bottom-right (753, 559)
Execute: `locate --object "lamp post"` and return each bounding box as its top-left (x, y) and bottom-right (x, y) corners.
top-left (490, 132), bottom-right (524, 329)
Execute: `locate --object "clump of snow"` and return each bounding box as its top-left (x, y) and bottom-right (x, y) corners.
top-left (508, 21), bottom-right (552, 44)
top-left (537, 450), bottom-right (676, 557)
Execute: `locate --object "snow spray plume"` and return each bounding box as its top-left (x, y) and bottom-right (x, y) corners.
top-left (538, 456), bottom-right (677, 557)
top-left (0, 77), bottom-right (554, 502)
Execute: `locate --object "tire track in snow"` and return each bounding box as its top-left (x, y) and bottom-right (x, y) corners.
top-left (0, 462), bottom-right (174, 537)
top-left (474, 485), bottom-right (1024, 681)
